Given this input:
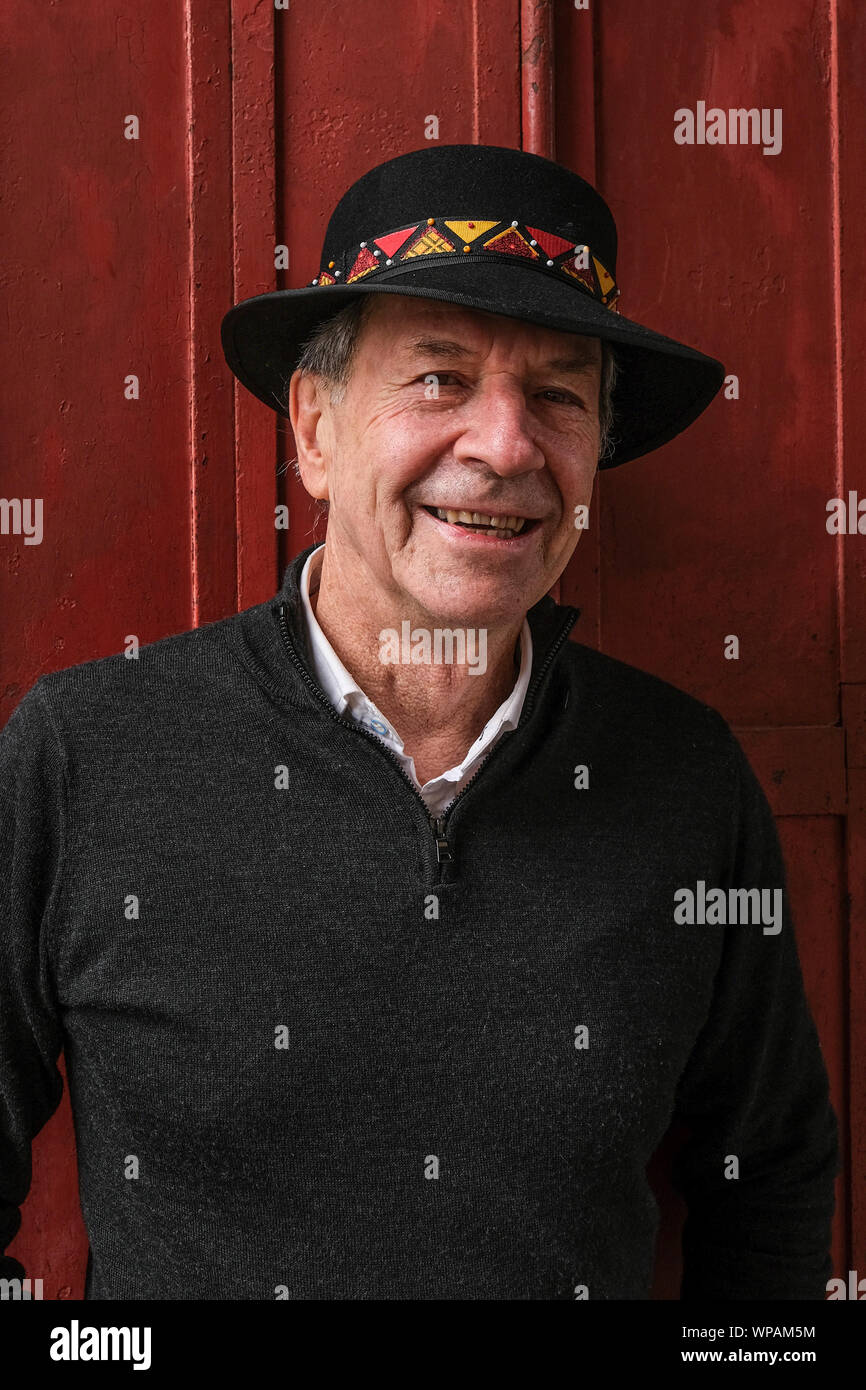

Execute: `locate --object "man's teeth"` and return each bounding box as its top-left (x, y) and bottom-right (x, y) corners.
top-left (433, 507), bottom-right (527, 535)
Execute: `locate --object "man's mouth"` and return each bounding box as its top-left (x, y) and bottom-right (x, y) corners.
top-left (422, 505), bottom-right (539, 539)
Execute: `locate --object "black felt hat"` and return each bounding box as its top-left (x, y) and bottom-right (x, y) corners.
top-left (220, 144), bottom-right (725, 468)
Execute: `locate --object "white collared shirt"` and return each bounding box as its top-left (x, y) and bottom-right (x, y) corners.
top-left (298, 544), bottom-right (533, 818)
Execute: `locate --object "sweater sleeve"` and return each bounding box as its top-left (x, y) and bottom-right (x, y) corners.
top-left (670, 719), bottom-right (841, 1300)
top-left (0, 683), bottom-right (67, 1282)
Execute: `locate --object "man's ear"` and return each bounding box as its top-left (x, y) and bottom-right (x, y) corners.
top-left (288, 370), bottom-right (330, 502)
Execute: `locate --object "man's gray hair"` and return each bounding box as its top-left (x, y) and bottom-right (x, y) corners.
top-left (285, 296), bottom-right (619, 507)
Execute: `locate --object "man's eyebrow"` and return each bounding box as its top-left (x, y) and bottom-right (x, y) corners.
top-left (401, 336), bottom-right (599, 373)
top-left (402, 337), bottom-right (474, 361)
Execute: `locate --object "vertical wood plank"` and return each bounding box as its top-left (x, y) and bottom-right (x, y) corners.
top-left (185, 0), bottom-right (238, 624)
top-left (520, 0), bottom-right (555, 157)
top-left (471, 0), bottom-right (522, 144)
top-left (836, 0), bottom-right (866, 1271)
top-left (843, 684), bottom-right (866, 1268)
top-left (836, 0), bottom-right (866, 685)
top-left (230, 0), bottom-right (279, 608)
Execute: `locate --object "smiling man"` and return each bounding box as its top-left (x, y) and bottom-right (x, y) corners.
top-left (288, 295), bottom-right (604, 794)
top-left (0, 144), bottom-right (839, 1301)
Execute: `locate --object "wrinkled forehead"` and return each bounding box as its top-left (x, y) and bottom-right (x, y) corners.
top-left (359, 292), bottom-right (602, 369)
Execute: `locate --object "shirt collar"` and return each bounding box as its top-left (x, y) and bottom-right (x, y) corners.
top-left (299, 545), bottom-right (369, 719)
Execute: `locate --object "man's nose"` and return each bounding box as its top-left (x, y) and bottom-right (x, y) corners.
top-left (452, 377), bottom-right (545, 477)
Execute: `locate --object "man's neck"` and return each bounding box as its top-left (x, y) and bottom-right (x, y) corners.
top-left (307, 545), bottom-right (524, 783)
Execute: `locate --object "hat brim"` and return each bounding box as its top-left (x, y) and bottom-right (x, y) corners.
top-left (220, 258), bottom-right (725, 468)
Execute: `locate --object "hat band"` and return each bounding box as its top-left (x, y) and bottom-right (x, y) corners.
top-left (310, 216), bottom-right (620, 311)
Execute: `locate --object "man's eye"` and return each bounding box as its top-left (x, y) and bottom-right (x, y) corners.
top-left (416, 372), bottom-right (463, 386)
top-left (540, 389), bottom-right (581, 405)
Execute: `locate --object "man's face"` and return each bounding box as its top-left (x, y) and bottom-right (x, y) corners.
top-left (294, 294), bottom-right (602, 626)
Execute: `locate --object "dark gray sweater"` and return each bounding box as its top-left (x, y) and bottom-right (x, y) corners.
top-left (0, 544), bottom-right (840, 1299)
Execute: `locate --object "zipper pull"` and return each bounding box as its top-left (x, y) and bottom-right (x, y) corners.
top-left (432, 818), bottom-right (452, 865)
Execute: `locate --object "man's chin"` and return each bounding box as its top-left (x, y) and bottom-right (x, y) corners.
top-left (397, 581), bottom-right (531, 632)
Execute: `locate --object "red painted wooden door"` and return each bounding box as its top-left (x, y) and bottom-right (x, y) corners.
top-left (1, 0), bottom-right (861, 1298)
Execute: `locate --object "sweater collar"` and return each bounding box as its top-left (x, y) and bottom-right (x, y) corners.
top-left (271, 542), bottom-right (581, 720)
